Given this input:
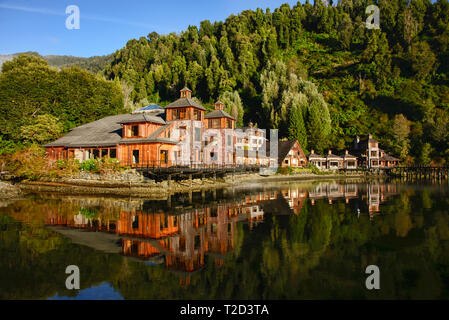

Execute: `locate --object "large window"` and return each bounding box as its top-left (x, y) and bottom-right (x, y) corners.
top-left (93, 149), bottom-right (100, 159)
top-left (173, 108), bottom-right (186, 120)
top-left (101, 149), bottom-right (108, 158)
top-left (227, 119), bottom-right (232, 128)
top-left (109, 148), bottom-right (117, 158)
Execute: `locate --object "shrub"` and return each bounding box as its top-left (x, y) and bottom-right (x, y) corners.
top-left (277, 166), bottom-right (293, 175)
top-left (80, 159), bottom-right (98, 172)
top-left (6, 144), bottom-right (51, 180)
top-left (97, 157), bottom-right (121, 174)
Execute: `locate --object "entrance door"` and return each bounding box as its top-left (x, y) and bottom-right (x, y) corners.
top-left (132, 150), bottom-right (139, 164)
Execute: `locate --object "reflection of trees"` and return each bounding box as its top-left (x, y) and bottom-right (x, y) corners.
top-left (1, 183), bottom-right (449, 299)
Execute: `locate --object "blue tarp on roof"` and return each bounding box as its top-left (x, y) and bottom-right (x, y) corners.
top-left (136, 105), bottom-right (163, 111)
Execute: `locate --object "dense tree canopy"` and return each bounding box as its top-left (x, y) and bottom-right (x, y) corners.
top-left (100, 0), bottom-right (449, 163)
top-left (0, 55), bottom-right (125, 149)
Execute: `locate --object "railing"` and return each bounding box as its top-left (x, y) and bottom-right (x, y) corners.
top-left (125, 160), bottom-right (266, 173)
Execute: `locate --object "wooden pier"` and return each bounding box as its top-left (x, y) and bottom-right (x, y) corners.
top-left (385, 166), bottom-right (449, 181)
top-left (128, 161), bottom-right (263, 182)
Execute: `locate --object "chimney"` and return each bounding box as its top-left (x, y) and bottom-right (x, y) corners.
top-left (180, 87), bottom-right (192, 99)
top-left (345, 150), bottom-right (349, 155)
top-left (328, 150), bottom-right (332, 155)
top-left (369, 133), bottom-right (373, 139)
top-left (214, 101), bottom-right (224, 111)
top-left (311, 149), bottom-right (314, 154)
top-left (249, 122), bottom-right (253, 128)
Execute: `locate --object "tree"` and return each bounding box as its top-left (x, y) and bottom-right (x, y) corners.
top-left (20, 114), bottom-right (63, 145)
top-left (409, 41), bottom-right (437, 79)
top-left (219, 91), bottom-right (244, 127)
top-left (391, 114), bottom-right (411, 160)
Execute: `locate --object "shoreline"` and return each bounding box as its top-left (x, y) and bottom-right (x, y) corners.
top-left (9, 172), bottom-right (373, 199)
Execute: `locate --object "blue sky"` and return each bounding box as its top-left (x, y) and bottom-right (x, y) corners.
top-left (0, 0), bottom-right (302, 57)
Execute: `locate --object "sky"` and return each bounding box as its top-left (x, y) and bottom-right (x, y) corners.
top-left (0, 0), bottom-right (302, 57)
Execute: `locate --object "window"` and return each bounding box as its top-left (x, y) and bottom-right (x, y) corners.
top-left (101, 149), bottom-right (108, 158)
top-left (194, 109), bottom-right (201, 121)
top-left (160, 150), bottom-right (168, 164)
top-left (93, 149), bottom-right (100, 159)
top-left (109, 149), bottom-right (117, 158)
top-left (227, 119), bottom-right (232, 128)
top-left (370, 151), bottom-right (377, 157)
top-left (227, 135), bottom-right (232, 146)
top-left (132, 150), bottom-right (139, 164)
top-left (195, 127), bottom-right (201, 141)
top-left (173, 108), bottom-right (186, 120)
top-left (131, 125), bottom-right (139, 137)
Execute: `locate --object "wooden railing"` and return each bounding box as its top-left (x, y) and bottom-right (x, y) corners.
top-left (125, 160), bottom-right (266, 174)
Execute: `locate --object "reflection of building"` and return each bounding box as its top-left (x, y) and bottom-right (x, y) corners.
top-left (43, 182), bottom-right (400, 283)
top-left (308, 182), bottom-right (400, 219)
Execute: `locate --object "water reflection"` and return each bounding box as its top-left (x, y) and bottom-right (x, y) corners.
top-left (1, 180), bottom-right (448, 299)
top-left (41, 181), bottom-right (400, 278)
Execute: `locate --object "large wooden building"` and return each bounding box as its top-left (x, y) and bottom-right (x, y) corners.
top-left (44, 87), bottom-right (304, 169)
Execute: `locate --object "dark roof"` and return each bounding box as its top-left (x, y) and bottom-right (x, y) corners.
top-left (342, 152), bottom-right (357, 159)
top-left (326, 152), bottom-right (342, 160)
top-left (380, 153), bottom-right (399, 161)
top-left (164, 97), bottom-right (205, 111)
top-left (278, 140), bottom-right (298, 163)
top-left (308, 152), bottom-right (326, 159)
top-left (43, 113), bottom-right (168, 148)
top-left (204, 109), bottom-right (235, 120)
top-left (118, 113), bottom-right (166, 124)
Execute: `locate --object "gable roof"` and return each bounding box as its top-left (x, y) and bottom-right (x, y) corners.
top-left (278, 140), bottom-right (298, 162)
top-left (164, 97), bottom-right (205, 111)
top-left (204, 109), bottom-right (235, 120)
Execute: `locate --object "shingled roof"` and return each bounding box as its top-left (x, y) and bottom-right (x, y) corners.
top-left (204, 109), bottom-right (235, 119)
top-left (164, 97), bottom-right (206, 111)
top-left (118, 113), bottom-right (166, 124)
top-left (43, 113), bottom-right (168, 148)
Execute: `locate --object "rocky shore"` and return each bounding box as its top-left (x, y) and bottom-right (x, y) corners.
top-left (10, 169), bottom-right (368, 198)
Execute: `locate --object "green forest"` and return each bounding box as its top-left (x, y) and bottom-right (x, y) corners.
top-left (1, 0), bottom-right (448, 164)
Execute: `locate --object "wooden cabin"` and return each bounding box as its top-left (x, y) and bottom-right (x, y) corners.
top-left (277, 140), bottom-right (307, 168)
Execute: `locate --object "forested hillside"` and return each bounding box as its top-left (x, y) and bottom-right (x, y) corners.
top-left (0, 52), bottom-right (113, 74)
top-left (103, 0), bottom-right (449, 164)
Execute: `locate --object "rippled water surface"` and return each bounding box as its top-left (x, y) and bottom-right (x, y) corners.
top-left (1, 179), bottom-right (449, 299)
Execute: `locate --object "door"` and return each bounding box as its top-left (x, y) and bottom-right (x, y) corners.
top-left (132, 150), bottom-right (139, 164)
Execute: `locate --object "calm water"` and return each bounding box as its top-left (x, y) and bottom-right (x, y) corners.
top-left (1, 179), bottom-right (449, 300)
